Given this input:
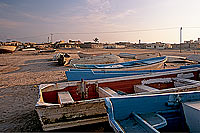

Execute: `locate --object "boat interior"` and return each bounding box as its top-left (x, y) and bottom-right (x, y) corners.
top-left (105, 91), bottom-right (200, 132)
top-left (40, 75), bottom-right (200, 106)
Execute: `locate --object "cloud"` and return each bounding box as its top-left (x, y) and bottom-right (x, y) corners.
top-left (66, 0), bottom-right (136, 32)
top-left (87, 0), bottom-right (111, 13)
top-left (0, 18), bottom-right (25, 29)
top-left (66, 0), bottom-right (112, 27)
top-left (20, 12), bottom-right (55, 23)
top-left (112, 9), bottom-right (136, 19)
top-left (0, 2), bottom-right (10, 8)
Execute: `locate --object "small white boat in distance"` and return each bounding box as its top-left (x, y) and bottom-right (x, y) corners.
top-left (0, 45), bottom-right (17, 53)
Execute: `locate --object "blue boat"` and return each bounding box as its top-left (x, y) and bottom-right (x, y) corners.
top-left (65, 64), bottom-right (200, 81)
top-left (105, 91), bottom-right (200, 132)
top-left (72, 56), bottom-right (167, 69)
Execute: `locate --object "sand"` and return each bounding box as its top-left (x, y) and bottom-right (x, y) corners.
top-left (0, 48), bottom-right (198, 131)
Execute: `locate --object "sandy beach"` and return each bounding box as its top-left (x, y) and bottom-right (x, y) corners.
top-left (0, 48), bottom-right (198, 131)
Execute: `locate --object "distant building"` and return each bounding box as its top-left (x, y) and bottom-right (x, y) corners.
top-left (104, 44), bottom-right (116, 49)
top-left (33, 43), bottom-right (51, 49)
top-left (68, 40), bottom-right (81, 45)
top-left (53, 40), bottom-right (81, 49)
top-left (54, 40), bottom-right (66, 48)
top-left (145, 42), bottom-right (172, 49)
top-left (3, 41), bottom-right (22, 46)
top-left (115, 42), bottom-right (129, 48)
top-left (104, 43), bottom-right (126, 49)
top-left (171, 38), bottom-right (200, 50)
top-left (134, 43), bottom-right (147, 49)
top-left (80, 42), bottom-right (103, 48)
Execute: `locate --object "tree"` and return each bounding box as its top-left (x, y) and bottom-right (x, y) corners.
top-left (93, 37), bottom-right (99, 43)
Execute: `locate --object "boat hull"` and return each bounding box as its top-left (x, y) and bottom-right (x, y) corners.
top-left (36, 65), bottom-right (200, 131)
top-left (0, 45), bottom-right (16, 53)
top-left (36, 97), bottom-right (107, 131)
top-left (105, 91), bottom-right (200, 132)
top-left (78, 52), bottom-right (109, 58)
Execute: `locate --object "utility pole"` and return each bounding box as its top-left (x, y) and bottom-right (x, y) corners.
top-left (50, 33), bottom-right (53, 43)
top-left (47, 37), bottom-right (49, 43)
top-left (180, 27), bottom-right (182, 53)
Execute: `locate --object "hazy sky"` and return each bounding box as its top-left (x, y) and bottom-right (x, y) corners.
top-left (0, 0), bottom-right (200, 43)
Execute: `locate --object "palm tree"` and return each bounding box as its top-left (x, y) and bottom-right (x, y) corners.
top-left (93, 37), bottom-right (99, 43)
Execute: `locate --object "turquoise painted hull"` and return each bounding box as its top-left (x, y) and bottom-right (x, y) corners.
top-left (105, 91), bottom-right (200, 132)
top-left (66, 64), bottom-right (200, 81)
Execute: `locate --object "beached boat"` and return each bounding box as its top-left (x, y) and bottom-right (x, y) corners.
top-left (21, 48), bottom-right (36, 51)
top-left (77, 51), bottom-right (109, 58)
top-left (69, 54), bottom-right (122, 66)
top-left (135, 52), bottom-right (160, 60)
top-left (39, 49), bottom-right (56, 53)
top-left (66, 64), bottom-right (200, 81)
top-left (52, 53), bottom-right (71, 65)
top-left (0, 45), bottom-right (17, 53)
top-left (105, 91), bottom-right (200, 132)
top-left (72, 56), bottom-right (167, 69)
top-left (36, 64), bottom-right (200, 131)
top-left (166, 56), bottom-right (194, 63)
top-left (118, 53), bottom-right (136, 59)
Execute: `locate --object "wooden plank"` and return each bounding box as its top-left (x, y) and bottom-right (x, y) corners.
top-left (134, 85), bottom-right (159, 93)
top-left (58, 91), bottom-right (74, 105)
top-left (99, 87), bottom-right (119, 97)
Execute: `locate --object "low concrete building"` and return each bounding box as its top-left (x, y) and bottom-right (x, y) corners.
top-left (33, 43), bottom-right (51, 49)
top-left (53, 40), bottom-right (80, 49)
top-left (145, 42), bottom-right (172, 49)
top-left (104, 43), bottom-right (126, 49)
top-left (68, 40), bottom-right (81, 45)
top-left (80, 42), bottom-right (103, 48)
top-left (171, 41), bottom-right (200, 50)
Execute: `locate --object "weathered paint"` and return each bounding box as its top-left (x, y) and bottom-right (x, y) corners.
top-left (105, 91), bottom-right (200, 132)
top-left (36, 65), bottom-right (200, 131)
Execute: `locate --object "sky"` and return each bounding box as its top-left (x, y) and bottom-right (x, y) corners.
top-left (0, 0), bottom-right (200, 43)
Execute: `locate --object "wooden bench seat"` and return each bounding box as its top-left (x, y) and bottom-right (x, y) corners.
top-left (58, 91), bottom-right (74, 105)
top-left (99, 87), bottom-right (119, 97)
top-left (134, 85), bottom-right (159, 93)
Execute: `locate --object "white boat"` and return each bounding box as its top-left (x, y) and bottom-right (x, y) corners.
top-left (0, 45), bottom-right (17, 53)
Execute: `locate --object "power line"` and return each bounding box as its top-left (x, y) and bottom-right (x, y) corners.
top-left (10, 26), bottom-right (200, 41)
top-left (184, 27), bottom-right (200, 29)
top-left (53, 27), bottom-right (179, 35)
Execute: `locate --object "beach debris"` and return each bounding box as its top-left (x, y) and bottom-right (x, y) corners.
top-left (53, 53), bottom-right (71, 66)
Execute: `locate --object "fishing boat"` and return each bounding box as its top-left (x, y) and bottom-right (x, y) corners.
top-left (21, 48), bottom-right (36, 51)
top-left (135, 52), bottom-right (160, 60)
top-left (77, 51), bottom-right (109, 58)
top-left (105, 91), bottom-right (200, 132)
top-left (0, 45), bottom-right (17, 53)
top-left (118, 53), bottom-right (136, 59)
top-left (36, 64), bottom-right (200, 131)
top-left (39, 49), bottom-right (56, 53)
top-left (166, 56), bottom-right (193, 63)
top-left (72, 56), bottom-right (167, 69)
top-left (69, 54), bottom-right (122, 66)
top-left (65, 64), bottom-right (200, 81)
